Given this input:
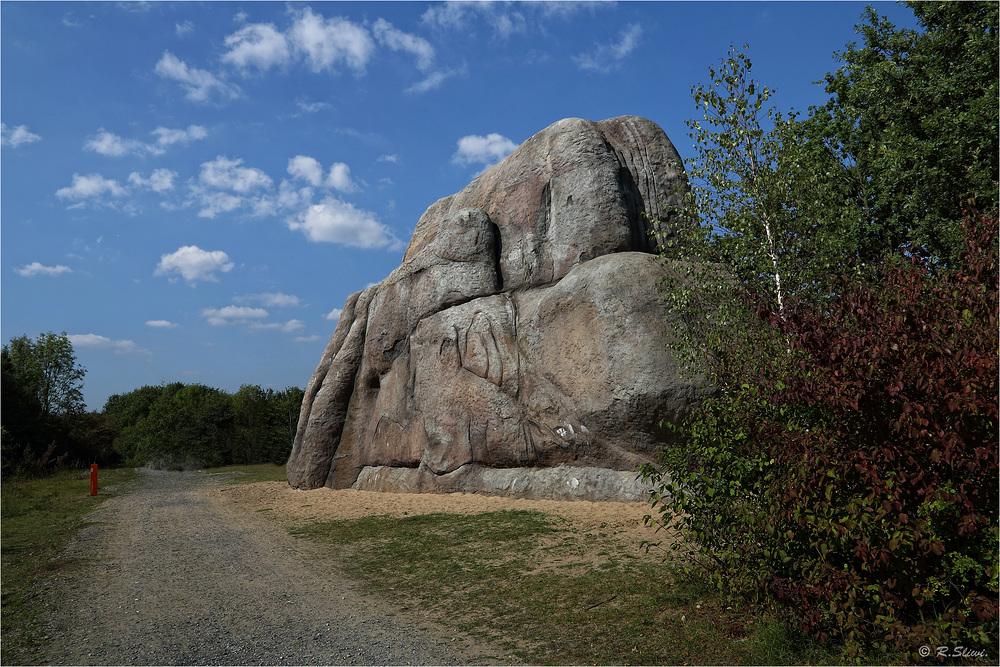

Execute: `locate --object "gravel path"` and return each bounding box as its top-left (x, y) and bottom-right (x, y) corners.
top-left (39, 469), bottom-right (504, 666)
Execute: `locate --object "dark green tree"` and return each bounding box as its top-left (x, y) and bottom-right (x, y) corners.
top-left (2, 333), bottom-right (88, 476)
top-left (796, 0), bottom-right (998, 265)
top-left (104, 382), bottom-right (302, 468)
top-left (4, 332), bottom-right (86, 417)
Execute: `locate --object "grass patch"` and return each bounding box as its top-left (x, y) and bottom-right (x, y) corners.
top-left (202, 462), bottom-right (287, 485)
top-left (1, 466), bottom-right (137, 665)
top-left (289, 509), bottom-right (837, 665)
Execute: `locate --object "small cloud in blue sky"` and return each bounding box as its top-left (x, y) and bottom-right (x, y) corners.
top-left (69, 334), bottom-right (150, 355)
top-left (201, 305), bottom-right (268, 326)
top-left (287, 156), bottom-right (359, 193)
top-left (55, 173), bottom-right (127, 207)
top-left (15, 262), bottom-right (72, 277)
top-left (145, 320), bottom-right (178, 328)
top-left (452, 133), bottom-right (518, 170)
top-left (287, 197), bottom-right (400, 249)
top-left (236, 292), bottom-right (301, 308)
top-left (128, 169), bottom-right (177, 193)
top-left (1, 123), bottom-right (41, 148)
top-left (573, 23), bottom-right (643, 73)
top-left (296, 99), bottom-right (330, 113)
top-left (155, 51), bottom-right (241, 103)
top-left (155, 246), bottom-right (234, 284)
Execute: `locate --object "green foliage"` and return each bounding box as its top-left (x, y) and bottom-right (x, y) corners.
top-left (647, 4), bottom-right (999, 659)
top-left (232, 384), bottom-right (305, 465)
top-left (646, 211), bottom-right (999, 658)
top-left (105, 382), bottom-right (303, 468)
top-left (795, 1), bottom-right (999, 266)
top-left (1, 333), bottom-right (109, 478)
top-left (3, 332), bottom-right (85, 417)
top-left (669, 45), bottom-right (858, 316)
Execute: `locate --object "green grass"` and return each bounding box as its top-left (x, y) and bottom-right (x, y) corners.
top-left (289, 509), bottom-right (838, 665)
top-left (0, 466), bottom-right (138, 665)
top-left (202, 462), bottom-right (287, 484)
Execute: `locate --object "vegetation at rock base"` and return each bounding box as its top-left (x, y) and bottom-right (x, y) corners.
top-left (647, 1), bottom-right (999, 661)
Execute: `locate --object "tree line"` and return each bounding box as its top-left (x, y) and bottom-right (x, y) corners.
top-left (644, 1), bottom-right (997, 659)
top-left (1, 332), bottom-right (303, 478)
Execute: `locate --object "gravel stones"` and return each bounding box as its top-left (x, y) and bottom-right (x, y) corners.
top-left (38, 469), bottom-right (502, 666)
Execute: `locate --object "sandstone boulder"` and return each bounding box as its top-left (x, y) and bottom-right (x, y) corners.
top-left (286, 115), bottom-right (702, 501)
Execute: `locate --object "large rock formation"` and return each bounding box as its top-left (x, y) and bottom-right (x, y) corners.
top-left (287, 116), bottom-right (702, 502)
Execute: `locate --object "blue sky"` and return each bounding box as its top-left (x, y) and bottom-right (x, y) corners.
top-left (2, 1), bottom-right (921, 411)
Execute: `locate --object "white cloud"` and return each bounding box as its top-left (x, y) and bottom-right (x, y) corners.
top-left (373, 19), bottom-right (434, 71)
top-left (129, 169), bottom-right (177, 193)
top-left (249, 180), bottom-right (314, 218)
top-left (294, 334), bottom-right (323, 343)
top-left (199, 156), bottom-right (272, 193)
top-left (85, 128), bottom-right (156, 157)
top-left (196, 191), bottom-right (244, 218)
top-left (296, 99), bottom-right (330, 113)
top-left (325, 307), bottom-right (343, 321)
top-left (251, 318), bottom-right (306, 333)
top-left (287, 196), bottom-right (400, 249)
top-left (192, 156), bottom-right (274, 218)
top-left (288, 7), bottom-right (374, 74)
top-left (155, 245), bottom-right (234, 283)
top-left (325, 162), bottom-right (359, 192)
top-left (85, 125), bottom-right (206, 157)
top-left (573, 23), bottom-right (642, 73)
top-left (68, 334), bottom-right (149, 355)
top-left (152, 124), bottom-right (208, 147)
top-left (222, 22), bottom-right (291, 72)
top-left (237, 292), bottom-right (301, 307)
top-left (378, 154), bottom-right (399, 163)
top-left (288, 156), bottom-right (358, 192)
top-left (145, 319), bottom-right (178, 328)
top-left (287, 155), bottom-right (324, 186)
top-left (1, 123), bottom-right (42, 148)
top-left (56, 173), bottom-right (127, 201)
top-left (452, 133), bottom-right (518, 169)
top-left (371, 18), bottom-right (454, 93)
top-left (155, 51), bottom-right (240, 103)
top-left (422, 1), bottom-right (586, 38)
top-left (406, 69), bottom-right (457, 94)
top-left (175, 20), bottom-right (194, 37)
top-left (421, 2), bottom-right (474, 32)
top-left (15, 262), bottom-right (72, 277)
top-left (201, 305), bottom-right (269, 326)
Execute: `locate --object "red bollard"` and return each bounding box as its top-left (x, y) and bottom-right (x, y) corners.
top-left (90, 464), bottom-right (98, 496)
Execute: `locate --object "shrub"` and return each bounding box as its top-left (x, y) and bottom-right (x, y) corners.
top-left (644, 209), bottom-right (999, 659)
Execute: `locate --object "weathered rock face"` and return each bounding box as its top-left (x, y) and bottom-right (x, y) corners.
top-left (287, 116), bottom-right (702, 501)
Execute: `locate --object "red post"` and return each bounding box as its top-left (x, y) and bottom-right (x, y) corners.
top-left (90, 464), bottom-right (98, 496)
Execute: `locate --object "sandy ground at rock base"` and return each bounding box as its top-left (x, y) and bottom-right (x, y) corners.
top-left (212, 481), bottom-right (667, 549)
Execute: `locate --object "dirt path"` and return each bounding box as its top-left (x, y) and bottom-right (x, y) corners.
top-left (39, 469), bottom-right (505, 666)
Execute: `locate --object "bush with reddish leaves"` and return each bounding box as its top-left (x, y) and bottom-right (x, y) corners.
top-left (644, 210), bottom-right (998, 659)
